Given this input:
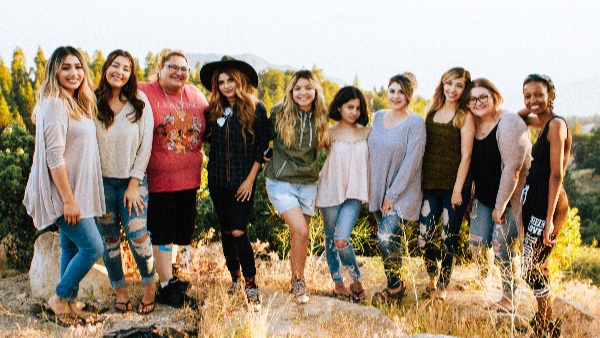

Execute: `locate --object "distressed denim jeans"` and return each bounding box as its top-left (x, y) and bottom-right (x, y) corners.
top-left (56, 217), bottom-right (104, 302)
top-left (374, 211), bottom-right (406, 289)
top-left (320, 199), bottom-right (362, 283)
top-left (418, 189), bottom-right (471, 290)
top-left (469, 199), bottom-right (518, 297)
top-left (96, 177), bottom-right (155, 288)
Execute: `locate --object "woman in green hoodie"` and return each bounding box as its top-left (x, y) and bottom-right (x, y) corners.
top-left (265, 70), bottom-right (330, 304)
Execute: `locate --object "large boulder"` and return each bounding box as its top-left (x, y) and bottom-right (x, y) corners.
top-left (29, 231), bottom-right (112, 301)
top-left (227, 290), bottom-right (402, 337)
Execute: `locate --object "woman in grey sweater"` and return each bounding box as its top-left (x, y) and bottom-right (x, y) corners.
top-left (368, 72), bottom-right (426, 304)
top-left (23, 46), bottom-right (105, 325)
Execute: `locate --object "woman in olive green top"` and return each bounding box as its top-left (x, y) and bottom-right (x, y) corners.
top-left (418, 67), bottom-right (475, 300)
top-left (265, 70), bottom-right (330, 304)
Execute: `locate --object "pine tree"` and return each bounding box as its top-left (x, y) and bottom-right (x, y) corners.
top-left (11, 48), bottom-right (35, 132)
top-left (353, 73), bottom-right (360, 88)
top-left (144, 52), bottom-right (157, 80)
top-left (262, 88), bottom-right (273, 114)
top-left (90, 50), bottom-right (105, 87)
top-left (9, 106), bottom-right (25, 127)
top-left (33, 46), bottom-right (46, 91)
top-left (0, 57), bottom-right (14, 109)
top-left (0, 94), bottom-right (10, 127)
top-left (134, 58), bottom-right (145, 82)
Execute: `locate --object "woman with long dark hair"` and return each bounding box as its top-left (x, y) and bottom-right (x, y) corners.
top-left (23, 46), bottom-right (105, 325)
top-left (95, 49), bottom-right (156, 314)
top-left (200, 56), bottom-right (269, 310)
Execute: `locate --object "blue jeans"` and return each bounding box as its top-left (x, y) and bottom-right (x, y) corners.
top-left (320, 199), bottom-right (362, 283)
top-left (469, 199), bottom-right (518, 297)
top-left (418, 189), bottom-right (471, 290)
top-left (374, 211), bottom-right (406, 289)
top-left (96, 177), bottom-right (155, 289)
top-left (56, 217), bottom-right (104, 302)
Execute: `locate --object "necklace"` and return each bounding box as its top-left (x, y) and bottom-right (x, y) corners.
top-left (159, 82), bottom-right (184, 109)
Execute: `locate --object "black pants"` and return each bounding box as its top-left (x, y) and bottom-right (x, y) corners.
top-left (208, 184), bottom-right (256, 279)
top-left (521, 184), bottom-right (552, 298)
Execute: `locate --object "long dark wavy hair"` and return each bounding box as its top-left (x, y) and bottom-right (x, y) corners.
top-left (95, 49), bottom-right (145, 128)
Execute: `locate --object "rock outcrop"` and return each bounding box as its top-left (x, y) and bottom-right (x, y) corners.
top-left (29, 231), bottom-right (112, 301)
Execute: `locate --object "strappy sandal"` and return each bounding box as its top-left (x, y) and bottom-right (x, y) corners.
top-left (137, 301), bottom-right (155, 315)
top-left (115, 300), bottom-right (132, 313)
top-left (373, 281), bottom-right (406, 305)
top-left (350, 283), bottom-right (366, 303)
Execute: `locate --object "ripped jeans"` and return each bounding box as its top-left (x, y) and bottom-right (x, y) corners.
top-left (96, 177), bottom-right (156, 289)
top-left (469, 199), bottom-right (518, 298)
top-left (374, 211), bottom-right (407, 289)
top-left (320, 199), bottom-right (362, 284)
top-left (418, 189), bottom-right (471, 290)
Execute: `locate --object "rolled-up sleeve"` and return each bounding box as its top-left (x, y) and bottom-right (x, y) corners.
top-left (42, 100), bottom-right (69, 170)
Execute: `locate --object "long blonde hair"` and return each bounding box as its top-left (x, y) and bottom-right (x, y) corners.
top-left (207, 68), bottom-right (258, 143)
top-left (425, 67), bottom-right (471, 128)
top-left (275, 70), bottom-right (329, 149)
top-left (32, 46), bottom-right (96, 123)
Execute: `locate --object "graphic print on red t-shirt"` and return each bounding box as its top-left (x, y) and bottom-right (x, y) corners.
top-left (155, 107), bottom-right (203, 154)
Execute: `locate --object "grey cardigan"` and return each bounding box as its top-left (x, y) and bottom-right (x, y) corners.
top-left (23, 98), bottom-right (105, 230)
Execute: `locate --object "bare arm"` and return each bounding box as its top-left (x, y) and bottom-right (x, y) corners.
top-left (516, 107), bottom-right (545, 128)
top-left (452, 112), bottom-right (474, 208)
top-left (49, 165), bottom-right (80, 225)
top-left (543, 118), bottom-right (568, 246)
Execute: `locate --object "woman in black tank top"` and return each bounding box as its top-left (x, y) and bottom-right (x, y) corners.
top-left (519, 74), bottom-right (572, 337)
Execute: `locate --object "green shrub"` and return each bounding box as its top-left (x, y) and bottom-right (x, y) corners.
top-left (548, 207), bottom-right (582, 282)
top-left (0, 123), bottom-right (36, 271)
top-left (571, 246), bottom-right (600, 285)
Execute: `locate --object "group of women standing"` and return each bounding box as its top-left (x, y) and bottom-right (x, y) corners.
top-left (23, 45), bottom-right (570, 337)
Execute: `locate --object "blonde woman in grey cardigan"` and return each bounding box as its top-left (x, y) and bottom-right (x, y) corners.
top-left (23, 46), bottom-right (105, 326)
top-left (368, 72), bottom-right (426, 304)
top-left (94, 50), bottom-right (156, 315)
top-left (467, 78), bottom-right (531, 313)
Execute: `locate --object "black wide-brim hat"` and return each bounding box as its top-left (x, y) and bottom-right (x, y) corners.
top-left (200, 56), bottom-right (259, 91)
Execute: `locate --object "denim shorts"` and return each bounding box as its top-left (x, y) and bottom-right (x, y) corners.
top-left (265, 177), bottom-right (317, 216)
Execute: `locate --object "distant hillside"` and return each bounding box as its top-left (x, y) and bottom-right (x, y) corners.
top-left (556, 75), bottom-right (600, 117)
top-left (187, 53), bottom-right (346, 85)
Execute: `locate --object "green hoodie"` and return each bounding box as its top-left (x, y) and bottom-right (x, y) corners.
top-left (264, 103), bottom-right (320, 183)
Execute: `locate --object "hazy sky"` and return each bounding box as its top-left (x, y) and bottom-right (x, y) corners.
top-left (2, 0), bottom-right (599, 114)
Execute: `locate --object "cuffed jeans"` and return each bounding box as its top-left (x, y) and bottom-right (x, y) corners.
top-left (320, 199), bottom-right (362, 284)
top-left (469, 199), bottom-right (518, 297)
top-left (96, 177), bottom-right (155, 289)
top-left (56, 217), bottom-right (104, 302)
top-left (374, 211), bottom-right (407, 289)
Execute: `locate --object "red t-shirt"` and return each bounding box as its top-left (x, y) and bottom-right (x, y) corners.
top-left (138, 81), bottom-right (208, 193)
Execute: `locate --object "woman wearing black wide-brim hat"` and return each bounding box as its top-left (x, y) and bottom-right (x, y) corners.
top-left (200, 56), bottom-right (268, 310)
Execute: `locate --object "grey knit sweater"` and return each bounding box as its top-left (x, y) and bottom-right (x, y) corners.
top-left (368, 110), bottom-right (426, 221)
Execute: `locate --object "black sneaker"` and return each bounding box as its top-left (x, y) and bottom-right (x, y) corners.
top-left (245, 286), bottom-right (261, 311)
top-left (156, 278), bottom-right (194, 308)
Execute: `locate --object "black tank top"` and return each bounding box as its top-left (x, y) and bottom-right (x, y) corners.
top-left (526, 115), bottom-right (568, 197)
top-left (471, 123), bottom-right (502, 208)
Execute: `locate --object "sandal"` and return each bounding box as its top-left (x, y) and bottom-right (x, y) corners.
top-left (115, 300), bottom-right (132, 313)
top-left (137, 301), bottom-right (155, 315)
top-left (76, 311), bottom-right (104, 325)
top-left (373, 282), bottom-right (406, 305)
top-left (32, 303), bottom-right (83, 327)
top-left (350, 283), bottom-right (366, 303)
top-left (332, 290), bottom-right (352, 301)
